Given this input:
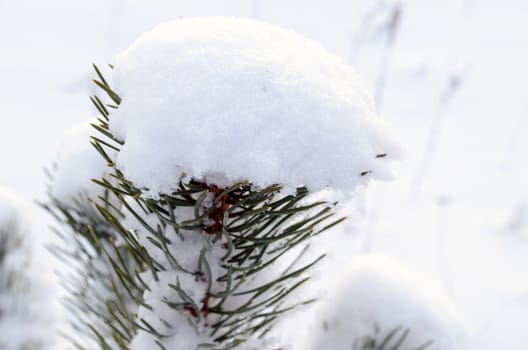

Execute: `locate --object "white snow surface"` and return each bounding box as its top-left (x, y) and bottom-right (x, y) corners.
top-left (51, 119), bottom-right (114, 207)
top-left (110, 17), bottom-right (401, 196)
top-left (304, 254), bottom-right (467, 350)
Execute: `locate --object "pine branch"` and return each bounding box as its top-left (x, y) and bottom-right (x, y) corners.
top-left (82, 65), bottom-right (344, 349)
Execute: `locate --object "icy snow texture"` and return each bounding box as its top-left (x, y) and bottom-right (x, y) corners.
top-left (0, 187), bottom-right (57, 350)
top-left (304, 254), bottom-right (467, 350)
top-left (51, 119), bottom-right (114, 207)
top-left (110, 17), bottom-right (401, 196)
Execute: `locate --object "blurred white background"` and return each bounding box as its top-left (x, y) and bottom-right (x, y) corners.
top-left (1, 0), bottom-right (527, 348)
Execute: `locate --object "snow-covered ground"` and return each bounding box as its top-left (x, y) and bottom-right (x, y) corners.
top-left (1, 0), bottom-right (527, 349)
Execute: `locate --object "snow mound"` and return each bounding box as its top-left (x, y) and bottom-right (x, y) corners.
top-left (304, 254), bottom-right (467, 350)
top-left (110, 17), bottom-right (402, 196)
top-left (51, 119), bottom-right (114, 207)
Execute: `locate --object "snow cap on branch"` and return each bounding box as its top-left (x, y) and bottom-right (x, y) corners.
top-left (110, 17), bottom-right (402, 196)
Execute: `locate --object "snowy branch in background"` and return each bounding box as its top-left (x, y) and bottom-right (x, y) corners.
top-left (303, 254), bottom-right (467, 350)
top-left (0, 187), bottom-right (57, 350)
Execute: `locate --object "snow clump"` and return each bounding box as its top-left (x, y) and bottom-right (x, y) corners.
top-left (109, 16), bottom-right (402, 196)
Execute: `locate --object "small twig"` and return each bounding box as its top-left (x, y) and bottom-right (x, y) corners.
top-left (411, 68), bottom-right (467, 198)
top-left (374, 3), bottom-right (402, 111)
